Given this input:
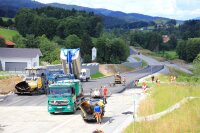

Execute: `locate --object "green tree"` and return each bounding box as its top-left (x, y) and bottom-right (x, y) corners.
top-left (13, 34), bottom-right (26, 48)
top-left (176, 38), bottom-right (200, 62)
top-left (176, 40), bottom-right (187, 60)
top-left (80, 33), bottom-right (94, 62)
top-left (38, 35), bottom-right (59, 63)
top-left (96, 37), bottom-right (110, 63)
top-left (110, 38), bottom-right (129, 63)
top-left (193, 53), bottom-right (200, 75)
top-left (186, 38), bottom-right (200, 62)
top-left (24, 34), bottom-right (39, 48)
top-left (145, 32), bottom-right (162, 52)
top-left (0, 38), bottom-right (6, 47)
top-left (65, 34), bottom-right (81, 48)
top-left (0, 17), bottom-right (4, 27)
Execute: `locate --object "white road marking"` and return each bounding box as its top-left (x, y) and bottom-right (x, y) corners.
top-left (46, 115), bottom-right (80, 133)
top-left (7, 98), bottom-right (25, 106)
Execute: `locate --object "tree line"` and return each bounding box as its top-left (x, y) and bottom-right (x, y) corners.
top-left (0, 18), bottom-right (15, 27)
top-left (15, 7), bottom-right (102, 39)
top-left (128, 19), bottom-right (200, 62)
top-left (12, 7), bottom-right (129, 64)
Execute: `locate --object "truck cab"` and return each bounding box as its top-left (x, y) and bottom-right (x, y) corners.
top-left (48, 79), bottom-right (83, 114)
top-left (79, 68), bottom-right (91, 82)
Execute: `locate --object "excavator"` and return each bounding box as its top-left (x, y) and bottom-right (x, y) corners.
top-left (15, 67), bottom-right (48, 95)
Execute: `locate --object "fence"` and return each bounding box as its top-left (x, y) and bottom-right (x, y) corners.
top-left (82, 63), bottom-right (99, 75)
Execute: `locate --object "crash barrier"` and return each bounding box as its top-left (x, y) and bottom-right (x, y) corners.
top-left (122, 61), bottom-right (142, 68)
top-left (82, 63), bottom-right (99, 75)
top-left (125, 65), bottom-right (164, 89)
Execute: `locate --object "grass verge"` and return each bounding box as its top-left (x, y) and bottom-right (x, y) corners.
top-left (124, 99), bottom-right (200, 133)
top-left (0, 75), bottom-right (9, 80)
top-left (91, 72), bottom-right (105, 79)
top-left (124, 69), bottom-right (200, 133)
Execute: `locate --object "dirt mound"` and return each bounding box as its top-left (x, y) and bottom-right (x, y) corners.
top-left (99, 64), bottom-right (134, 76)
top-left (0, 76), bottom-right (23, 94)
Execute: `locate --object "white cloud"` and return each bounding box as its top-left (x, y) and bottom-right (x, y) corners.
top-left (35, 0), bottom-right (200, 20)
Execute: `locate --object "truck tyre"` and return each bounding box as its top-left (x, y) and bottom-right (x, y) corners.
top-left (86, 78), bottom-right (88, 82)
top-left (50, 112), bottom-right (54, 115)
top-left (72, 104), bottom-right (76, 114)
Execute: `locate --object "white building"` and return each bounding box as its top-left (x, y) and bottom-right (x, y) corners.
top-left (0, 48), bottom-right (42, 71)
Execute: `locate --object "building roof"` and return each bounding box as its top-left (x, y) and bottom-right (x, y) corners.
top-left (0, 35), bottom-right (15, 46)
top-left (0, 48), bottom-right (42, 58)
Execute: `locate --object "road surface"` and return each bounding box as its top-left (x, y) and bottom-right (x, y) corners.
top-left (0, 48), bottom-right (164, 133)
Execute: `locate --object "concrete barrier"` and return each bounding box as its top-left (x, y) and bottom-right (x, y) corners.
top-left (82, 63), bottom-right (99, 75)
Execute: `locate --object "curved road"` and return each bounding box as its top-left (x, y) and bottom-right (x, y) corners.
top-left (0, 65), bottom-right (163, 106)
top-left (0, 48), bottom-right (164, 133)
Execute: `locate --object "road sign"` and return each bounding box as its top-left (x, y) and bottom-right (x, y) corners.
top-left (92, 47), bottom-right (97, 61)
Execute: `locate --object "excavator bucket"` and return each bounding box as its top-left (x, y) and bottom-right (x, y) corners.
top-left (15, 81), bottom-right (31, 94)
top-left (79, 99), bottom-right (105, 121)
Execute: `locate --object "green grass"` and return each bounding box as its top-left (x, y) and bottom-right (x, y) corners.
top-left (157, 51), bottom-right (178, 60)
top-left (124, 99), bottom-right (200, 133)
top-left (2, 17), bottom-right (14, 21)
top-left (124, 73), bottom-right (200, 133)
top-left (0, 28), bottom-right (19, 40)
top-left (0, 75), bottom-right (9, 80)
top-left (168, 67), bottom-right (200, 83)
top-left (91, 72), bottom-right (105, 79)
top-left (133, 56), bottom-right (141, 61)
top-left (148, 51), bottom-right (178, 60)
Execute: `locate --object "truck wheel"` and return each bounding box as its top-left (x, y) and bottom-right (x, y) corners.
top-left (86, 78), bottom-right (88, 82)
top-left (72, 105), bottom-right (76, 114)
top-left (50, 112), bottom-right (54, 115)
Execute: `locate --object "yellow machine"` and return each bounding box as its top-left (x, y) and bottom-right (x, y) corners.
top-left (114, 73), bottom-right (122, 84)
top-left (79, 99), bottom-right (105, 121)
top-left (15, 67), bottom-right (48, 95)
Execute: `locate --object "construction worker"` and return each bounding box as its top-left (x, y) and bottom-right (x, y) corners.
top-left (93, 88), bottom-right (101, 98)
top-left (156, 78), bottom-right (160, 86)
top-left (151, 75), bottom-right (155, 82)
top-left (94, 103), bottom-right (101, 124)
top-left (170, 75), bottom-right (174, 82)
top-left (103, 86), bottom-right (107, 104)
top-left (122, 76), bottom-right (126, 86)
top-left (142, 81), bottom-right (147, 93)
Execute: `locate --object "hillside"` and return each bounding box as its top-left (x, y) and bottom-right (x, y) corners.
top-left (0, 28), bottom-right (19, 40)
top-left (0, 0), bottom-right (45, 17)
top-left (49, 3), bottom-right (171, 23)
top-left (0, 0), bottom-right (173, 28)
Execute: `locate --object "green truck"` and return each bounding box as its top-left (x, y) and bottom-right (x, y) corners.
top-left (48, 79), bottom-right (84, 114)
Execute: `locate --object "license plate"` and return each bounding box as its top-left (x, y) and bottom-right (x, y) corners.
top-left (57, 107), bottom-right (62, 108)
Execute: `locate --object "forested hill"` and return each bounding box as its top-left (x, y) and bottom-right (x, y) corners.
top-left (12, 7), bottom-right (129, 64)
top-left (15, 7), bottom-right (102, 39)
top-left (49, 3), bottom-right (170, 22)
top-left (0, 0), bottom-right (45, 17)
top-left (0, 0), bottom-right (175, 29)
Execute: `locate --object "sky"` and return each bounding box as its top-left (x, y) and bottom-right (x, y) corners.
top-left (35, 0), bottom-right (200, 20)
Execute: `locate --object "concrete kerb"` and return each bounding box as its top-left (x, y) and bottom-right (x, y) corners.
top-left (114, 65), bottom-right (166, 133)
top-left (135, 96), bottom-right (200, 122)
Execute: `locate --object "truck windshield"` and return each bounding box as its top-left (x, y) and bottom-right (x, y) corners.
top-left (81, 72), bottom-right (86, 76)
top-left (50, 87), bottom-right (72, 96)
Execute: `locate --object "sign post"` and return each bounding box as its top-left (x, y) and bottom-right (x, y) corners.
top-left (92, 47), bottom-right (97, 61)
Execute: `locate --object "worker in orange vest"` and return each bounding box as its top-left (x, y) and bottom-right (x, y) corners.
top-left (103, 86), bottom-right (107, 104)
top-left (142, 81), bottom-right (147, 93)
